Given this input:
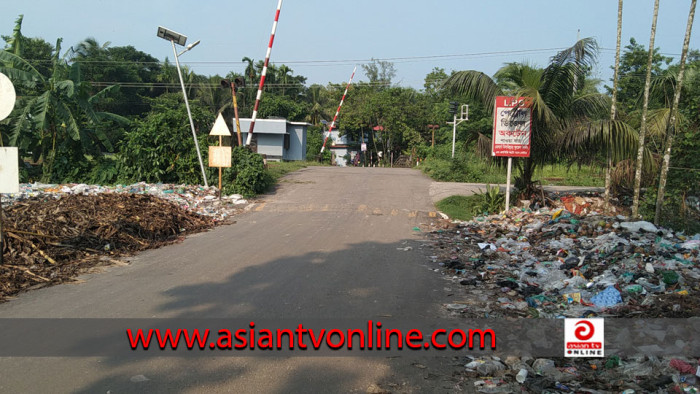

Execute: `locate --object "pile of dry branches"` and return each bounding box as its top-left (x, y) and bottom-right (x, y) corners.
top-left (0, 194), bottom-right (215, 301)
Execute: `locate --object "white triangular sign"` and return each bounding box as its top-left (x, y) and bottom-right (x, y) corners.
top-left (209, 113), bottom-right (232, 136)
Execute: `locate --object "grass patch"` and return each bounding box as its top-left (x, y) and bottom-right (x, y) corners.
top-left (421, 156), bottom-right (604, 187)
top-left (534, 165), bottom-right (605, 187)
top-left (435, 195), bottom-right (482, 221)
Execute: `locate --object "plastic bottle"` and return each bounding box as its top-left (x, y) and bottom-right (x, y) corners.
top-left (516, 368), bottom-right (528, 383)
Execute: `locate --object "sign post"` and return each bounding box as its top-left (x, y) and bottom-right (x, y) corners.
top-left (208, 114), bottom-right (233, 194)
top-left (492, 96), bottom-right (532, 211)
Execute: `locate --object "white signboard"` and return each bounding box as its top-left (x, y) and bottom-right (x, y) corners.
top-left (0, 73), bottom-right (17, 121)
top-left (208, 146), bottom-right (232, 168)
top-left (492, 96), bottom-right (532, 157)
top-left (361, 143), bottom-right (367, 152)
top-left (0, 147), bottom-right (19, 193)
top-left (209, 113), bottom-right (232, 136)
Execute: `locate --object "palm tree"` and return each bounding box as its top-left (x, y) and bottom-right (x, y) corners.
top-left (305, 84), bottom-right (330, 125)
top-left (0, 38), bottom-right (125, 181)
top-left (70, 37), bottom-right (111, 59)
top-left (632, 0), bottom-right (660, 218)
top-left (654, 0), bottom-right (697, 224)
top-left (242, 56), bottom-right (256, 82)
top-left (443, 39), bottom-right (612, 192)
top-left (155, 58), bottom-right (178, 94)
top-left (606, 0), bottom-right (624, 206)
top-left (278, 64), bottom-right (291, 96)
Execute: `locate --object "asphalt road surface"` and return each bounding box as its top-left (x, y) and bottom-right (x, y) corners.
top-left (0, 167), bottom-right (461, 393)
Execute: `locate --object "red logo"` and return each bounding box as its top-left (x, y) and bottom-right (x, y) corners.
top-left (574, 321), bottom-right (594, 341)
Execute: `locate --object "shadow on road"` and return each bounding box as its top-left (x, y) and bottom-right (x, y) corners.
top-left (59, 239), bottom-right (456, 393)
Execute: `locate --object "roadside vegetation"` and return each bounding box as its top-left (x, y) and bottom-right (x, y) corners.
top-left (436, 185), bottom-right (506, 221)
top-left (420, 145), bottom-right (605, 187)
top-left (0, 14), bottom-right (697, 231)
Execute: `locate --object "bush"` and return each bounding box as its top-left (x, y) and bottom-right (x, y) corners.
top-left (220, 147), bottom-right (272, 197)
top-left (639, 130), bottom-right (700, 233)
top-left (116, 94), bottom-right (215, 185)
top-left (420, 154), bottom-right (501, 183)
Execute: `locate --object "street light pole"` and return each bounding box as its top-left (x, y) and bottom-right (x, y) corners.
top-left (447, 104), bottom-right (469, 159)
top-left (451, 114), bottom-right (457, 158)
top-left (171, 39), bottom-right (208, 187)
top-left (157, 26), bottom-right (208, 187)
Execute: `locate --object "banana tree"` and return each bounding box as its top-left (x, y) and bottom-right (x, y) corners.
top-left (0, 38), bottom-right (126, 181)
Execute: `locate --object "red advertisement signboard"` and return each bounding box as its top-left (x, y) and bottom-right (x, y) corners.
top-left (492, 96), bottom-right (533, 157)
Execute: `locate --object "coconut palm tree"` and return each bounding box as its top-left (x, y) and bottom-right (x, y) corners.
top-left (242, 56), bottom-right (256, 82)
top-left (605, 0), bottom-right (624, 206)
top-left (306, 84), bottom-right (333, 126)
top-left (442, 39), bottom-right (616, 192)
top-left (278, 64), bottom-right (291, 96)
top-left (632, 0), bottom-right (660, 218)
top-left (654, 0), bottom-right (696, 224)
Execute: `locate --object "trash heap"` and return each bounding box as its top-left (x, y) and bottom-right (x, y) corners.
top-left (5, 182), bottom-right (250, 222)
top-left (424, 198), bottom-right (700, 392)
top-left (460, 355), bottom-right (700, 393)
top-left (427, 207), bottom-right (699, 319)
top-left (0, 193), bottom-right (217, 301)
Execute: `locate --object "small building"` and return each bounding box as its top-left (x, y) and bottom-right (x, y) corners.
top-left (327, 130), bottom-right (360, 167)
top-left (239, 118), bottom-right (310, 161)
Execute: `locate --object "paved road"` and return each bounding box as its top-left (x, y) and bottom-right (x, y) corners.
top-left (0, 167), bottom-right (458, 393)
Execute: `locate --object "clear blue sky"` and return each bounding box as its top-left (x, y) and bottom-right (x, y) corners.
top-left (2, 0), bottom-right (698, 90)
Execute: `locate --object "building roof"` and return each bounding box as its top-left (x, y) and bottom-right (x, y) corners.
top-left (238, 119), bottom-right (312, 134)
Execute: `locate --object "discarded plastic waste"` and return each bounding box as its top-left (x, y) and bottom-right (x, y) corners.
top-left (620, 221), bottom-right (659, 233)
top-left (591, 286), bottom-right (623, 308)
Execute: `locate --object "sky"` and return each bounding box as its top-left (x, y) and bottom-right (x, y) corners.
top-left (2, 0), bottom-right (698, 90)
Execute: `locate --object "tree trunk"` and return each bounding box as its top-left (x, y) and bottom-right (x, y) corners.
top-left (631, 0), bottom-right (660, 218)
top-left (605, 0), bottom-right (624, 207)
top-left (654, 0), bottom-right (696, 225)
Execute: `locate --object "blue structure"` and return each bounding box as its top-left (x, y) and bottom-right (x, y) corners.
top-left (239, 118), bottom-right (310, 161)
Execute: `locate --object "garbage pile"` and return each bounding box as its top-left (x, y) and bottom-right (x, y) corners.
top-left (423, 198), bottom-right (700, 392)
top-left (426, 207), bottom-right (699, 319)
top-left (0, 193), bottom-right (216, 301)
top-left (460, 355), bottom-right (700, 393)
top-left (5, 182), bottom-right (250, 222)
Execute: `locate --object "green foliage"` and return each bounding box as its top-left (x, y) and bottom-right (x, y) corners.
top-left (443, 39), bottom-right (617, 189)
top-left (421, 156), bottom-right (494, 183)
top-left (424, 67), bottom-right (448, 96)
top-left (257, 94), bottom-right (308, 121)
top-left (473, 185), bottom-right (506, 216)
top-left (70, 38), bottom-right (163, 117)
top-left (435, 186), bottom-right (505, 221)
top-left (436, 195), bottom-right (479, 221)
top-left (420, 146), bottom-right (504, 184)
top-left (117, 94), bottom-right (214, 185)
top-left (1, 27), bottom-right (125, 183)
top-left (361, 59), bottom-right (396, 86)
top-left (83, 156), bottom-right (118, 185)
top-left (220, 147), bottom-right (272, 198)
top-left (305, 125), bottom-right (331, 163)
top-left (640, 130), bottom-right (700, 233)
top-left (305, 125), bottom-right (323, 160)
top-left (607, 38), bottom-right (674, 115)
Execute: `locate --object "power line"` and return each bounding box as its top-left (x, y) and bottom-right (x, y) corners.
top-left (18, 47), bottom-right (570, 68)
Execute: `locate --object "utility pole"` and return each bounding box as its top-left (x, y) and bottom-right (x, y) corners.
top-left (447, 102), bottom-right (468, 158)
top-left (427, 124), bottom-right (439, 148)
